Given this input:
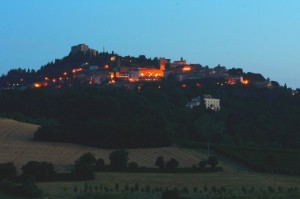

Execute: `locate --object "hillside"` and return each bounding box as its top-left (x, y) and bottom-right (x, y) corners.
top-left (0, 118), bottom-right (224, 172)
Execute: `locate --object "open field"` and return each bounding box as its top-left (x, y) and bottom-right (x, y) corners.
top-left (1, 118), bottom-right (300, 198)
top-left (216, 146), bottom-right (300, 174)
top-left (0, 118), bottom-right (221, 172)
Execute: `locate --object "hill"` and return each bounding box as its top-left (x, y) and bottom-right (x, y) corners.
top-left (0, 118), bottom-right (220, 172)
top-left (1, 84), bottom-right (299, 150)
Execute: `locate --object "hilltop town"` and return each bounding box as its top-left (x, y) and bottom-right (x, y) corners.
top-left (0, 44), bottom-right (300, 199)
top-left (0, 43), bottom-right (289, 91)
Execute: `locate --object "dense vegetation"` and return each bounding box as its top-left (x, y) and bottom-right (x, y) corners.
top-left (0, 81), bottom-right (299, 149)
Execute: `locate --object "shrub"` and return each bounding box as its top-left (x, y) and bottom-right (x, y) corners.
top-left (145, 185), bottom-right (151, 193)
top-left (0, 180), bottom-right (17, 193)
top-left (198, 160), bottom-right (207, 170)
top-left (18, 175), bottom-right (43, 197)
top-left (115, 183), bottom-right (119, 191)
top-left (125, 184), bottom-right (129, 192)
top-left (72, 153), bottom-right (96, 180)
top-left (207, 156), bottom-right (219, 169)
top-left (21, 161), bottom-right (56, 181)
top-left (94, 158), bottom-right (105, 171)
top-left (0, 162), bottom-right (17, 180)
top-left (128, 162), bottom-right (138, 169)
top-left (109, 149), bottom-right (128, 169)
top-left (193, 187), bottom-right (198, 193)
top-left (134, 183), bottom-right (139, 191)
top-left (181, 187), bottom-right (189, 194)
top-left (155, 156), bottom-right (165, 169)
top-left (166, 158), bottom-right (179, 169)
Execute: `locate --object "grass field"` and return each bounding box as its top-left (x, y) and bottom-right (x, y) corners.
top-left (216, 146), bottom-right (300, 174)
top-left (1, 118), bottom-right (300, 199)
top-left (38, 172), bottom-right (300, 199)
top-left (0, 118), bottom-right (217, 172)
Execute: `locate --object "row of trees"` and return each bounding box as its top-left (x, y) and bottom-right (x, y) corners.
top-left (73, 151), bottom-right (220, 180)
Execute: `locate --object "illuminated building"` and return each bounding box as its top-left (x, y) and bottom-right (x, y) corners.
top-left (159, 58), bottom-right (166, 70)
top-left (172, 64), bottom-right (206, 81)
top-left (138, 58), bottom-right (166, 81)
top-left (131, 57), bottom-right (166, 81)
top-left (203, 95), bottom-right (220, 111)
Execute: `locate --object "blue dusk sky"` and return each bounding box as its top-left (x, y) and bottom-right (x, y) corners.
top-left (0, 0), bottom-right (299, 88)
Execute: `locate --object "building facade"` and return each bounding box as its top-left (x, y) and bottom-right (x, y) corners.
top-left (204, 95), bottom-right (220, 111)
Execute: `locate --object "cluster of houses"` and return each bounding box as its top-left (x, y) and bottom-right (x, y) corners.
top-left (0, 43), bottom-right (280, 90)
top-left (64, 44), bottom-right (275, 89)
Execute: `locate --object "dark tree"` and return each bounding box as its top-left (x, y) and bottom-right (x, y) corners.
top-left (72, 152), bottom-right (96, 180)
top-left (19, 175), bottom-right (42, 197)
top-left (109, 149), bottom-right (128, 169)
top-left (155, 156), bottom-right (165, 169)
top-left (198, 160), bottom-right (207, 170)
top-left (21, 161), bottom-right (56, 181)
top-left (95, 158), bottom-right (105, 171)
top-left (166, 158), bottom-right (179, 169)
top-left (207, 156), bottom-right (219, 169)
top-left (0, 162), bottom-right (17, 180)
top-left (128, 162), bottom-right (138, 169)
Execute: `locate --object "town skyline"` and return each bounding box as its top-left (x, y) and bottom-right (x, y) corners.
top-left (1, 0), bottom-right (300, 88)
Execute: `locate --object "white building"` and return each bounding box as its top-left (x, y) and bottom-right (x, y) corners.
top-left (204, 95), bottom-right (220, 111)
top-left (186, 96), bottom-right (201, 109)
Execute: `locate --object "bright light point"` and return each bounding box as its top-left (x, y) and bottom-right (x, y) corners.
top-left (34, 83), bottom-right (42, 88)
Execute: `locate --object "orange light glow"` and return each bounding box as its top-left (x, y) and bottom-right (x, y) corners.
top-left (138, 68), bottom-right (163, 78)
top-left (59, 77), bottom-right (63, 81)
top-left (52, 79), bottom-right (56, 83)
top-left (63, 72), bottom-right (67, 76)
top-left (44, 77), bottom-right (49, 81)
top-left (182, 84), bottom-right (187, 88)
top-left (34, 83), bottom-right (42, 88)
top-left (241, 79), bottom-right (249, 85)
top-left (182, 65), bottom-right (192, 72)
top-left (110, 56), bottom-right (116, 61)
top-left (72, 68), bottom-right (83, 73)
top-left (104, 64), bottom-right (109, 69)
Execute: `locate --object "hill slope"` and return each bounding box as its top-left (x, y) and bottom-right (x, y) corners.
top-left (0, 118), bottom-right (225, 172)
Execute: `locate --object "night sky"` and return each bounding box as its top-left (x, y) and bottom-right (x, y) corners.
top-left (1, 0), bottom-right (299, 88)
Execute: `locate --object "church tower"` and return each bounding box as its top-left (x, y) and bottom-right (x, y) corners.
top-left (159, 58), bottom-right (166, 71)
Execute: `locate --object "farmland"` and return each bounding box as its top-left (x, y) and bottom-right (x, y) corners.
top-left (1, 118), bottom-right (300, 199)
top-left (0, 118), bottom-right (216, 172)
